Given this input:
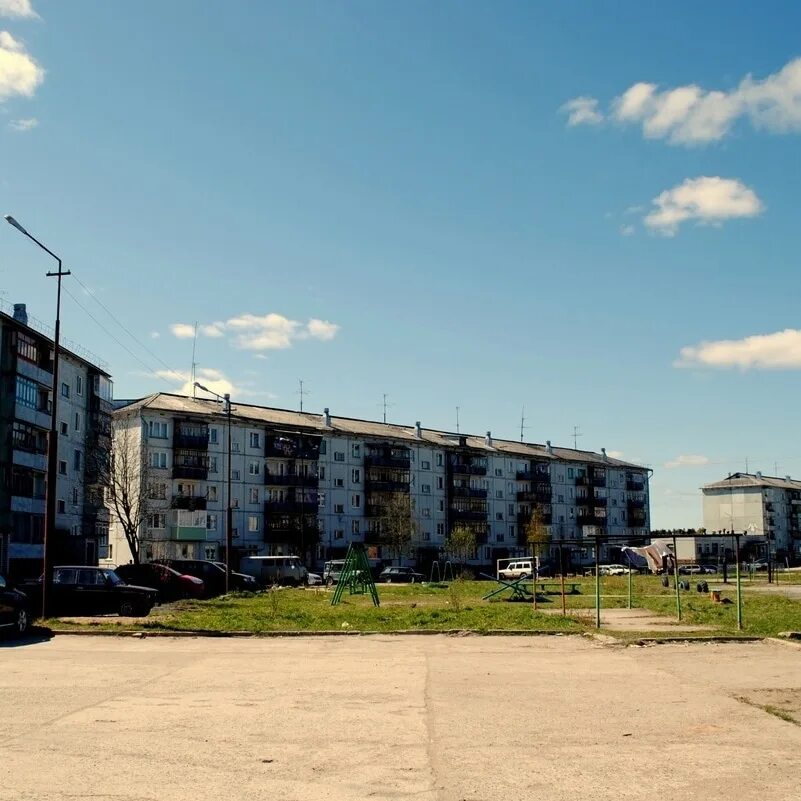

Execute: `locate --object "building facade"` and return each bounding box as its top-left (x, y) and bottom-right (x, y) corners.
top-left (0, 303), bottom-right (113, 579)
top-left (106, 393), bottom-right (651, 571)
top-left (702, 472), bottom-right (801, 562)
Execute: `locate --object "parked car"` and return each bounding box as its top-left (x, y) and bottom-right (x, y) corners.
top-left (678, 564), bottom-right (705, 575)
top-left (599, 564), bottom-right (631, 576)
top-left (749, 560), bottom-right (769, 572)
top-left (161, 560), bottom-right (259, 597)
top-left (0, 574), bottom-right (29, 637)
top-left (306, 572), bottom-right (323, 586)
top-left (114, 563), bottom-right (204, 602)
top-left (698, 564), bottom-right (718, 574)
top-left (20, 567), bottom-right (158, 617)
top-left (238, 555), bottom-right (308, 586)
top-left (378, 566), bottom-right (425, 584)
top-left (323, 560), bottom-right (346, 586)
top-left (498, 560), bottom-right (533, 580)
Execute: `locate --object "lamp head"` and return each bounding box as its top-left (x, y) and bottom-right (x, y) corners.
top-left (4, 215), bottom-right (29, 236)
top-left (194, 381), bottom-right (208, 393)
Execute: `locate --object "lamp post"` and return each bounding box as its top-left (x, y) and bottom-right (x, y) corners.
top-left (194, 382), bottom-right (233, 592)
top-left (4, 215), bottom-right (70, 618)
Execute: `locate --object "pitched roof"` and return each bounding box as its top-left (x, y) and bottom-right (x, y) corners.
top-left (115, 392), bottom-right (649, 471)
top-left (703, 472), bottom-right (801, 491)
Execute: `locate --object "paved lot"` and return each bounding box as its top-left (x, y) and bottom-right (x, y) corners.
top-left (2, 635), bottom-right (800, 801)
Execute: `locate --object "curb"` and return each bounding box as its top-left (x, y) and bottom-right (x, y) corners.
top-left (628, 635), bottom-right (762, 646)
top-left (46, 627), bottom-right (578, 638)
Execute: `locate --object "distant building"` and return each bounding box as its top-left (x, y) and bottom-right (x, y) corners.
top-left (106, 393), bottom-right (651, 570)
top-left (0, 302), bottom-right (113, 579)
top-left (701, 472), bottom-right (801, 562)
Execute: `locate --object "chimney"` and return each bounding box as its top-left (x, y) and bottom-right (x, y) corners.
top-left (414, 421), bottom-right (422, 439)
top-left (485, 431), bottom-right (492, 447)
top-left (546, 440), bottom-right (553, 455)
top-left (786, 475), bottom-right (792, 483)
top-left (323, 408), bottom-right (331, 427)
top-left (13, 303), bottom-right (27, 325)
top-left (755, 471), bottom-right (762, 479)
top-left (601, 447), bottom-right (608, 462)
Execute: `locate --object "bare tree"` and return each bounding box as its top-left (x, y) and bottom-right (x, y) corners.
top-left (378, 493), bottom-right (418, 564)
top-left (525, 504), bottom-right (551, 610)
top-left (101, 421), bottom-right (149, 565)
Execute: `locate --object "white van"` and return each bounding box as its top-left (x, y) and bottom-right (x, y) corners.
top-left (239, 556), bottom-right (308, 586)
top-left (498, 560), bottom-right (533, 581)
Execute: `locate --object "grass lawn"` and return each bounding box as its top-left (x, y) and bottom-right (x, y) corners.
top-left (43, 576), bottom-right (801, 638)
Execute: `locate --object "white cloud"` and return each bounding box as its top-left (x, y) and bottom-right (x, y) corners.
top-left (620, 224), bottom-right (635, 236)
top-left (169, 323), bottom-right (196, 339)
top-left (570, 57), bottom-right (801, 145)
top-left (0, 1), bottom-right (38, 19)
top-left (155, 367), bottom-right (237, 398)
top-left (675, 329), bottom-right (801, 370)
top-left (0, 31), bottom-right (43, 101)
top-left (170, 312), bottom-right (342, 350)
top-left (560, 96), bottom-right (604, 126)
top-left (150, 331), bottom-right (160, 339)
top-left (664, 454), bottom-right (710, 469)
top-left (643, 176), bottom-right (762, 236)
top-left (8, 115), bottom-right (35, 130)
top-left (306, 318), bottom-right (340, 341)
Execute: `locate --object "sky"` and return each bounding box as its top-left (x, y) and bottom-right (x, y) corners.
top-left (1, 1), bottom-right (801, 529)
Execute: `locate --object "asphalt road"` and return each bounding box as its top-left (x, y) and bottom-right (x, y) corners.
top-left (2, 635), bottom-right (800, 800)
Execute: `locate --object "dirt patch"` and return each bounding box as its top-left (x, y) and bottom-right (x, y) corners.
top-left (558, 606), bottom-right (716, 632)
top-left (735, 688), bottom-right (801, 725)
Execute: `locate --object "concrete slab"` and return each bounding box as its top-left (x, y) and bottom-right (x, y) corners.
top-left (2, 636), bottom-right (800, 800)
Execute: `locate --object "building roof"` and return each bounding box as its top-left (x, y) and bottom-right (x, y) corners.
top-left (116, 392), bottom-right (650, 471)
top-left (703, 472), bottom-right (801, 492)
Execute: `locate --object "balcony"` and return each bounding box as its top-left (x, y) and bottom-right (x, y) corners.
top-left (451, 486), bottom-right (488, 499)
top-left (365, 479), bottom-right (410, 493)
top-left (590, 496), bottom-right (608, 507)
top-left (168, 509), bottom-right (206, 542)
top-left (516, 468), bottom-right (550, 482)
top-left (263, 520), bottom-right (320, 545)
top-left (171, 495), bottom-right (208, 511)
top-left (264, 499), bottom-right (319, 515)
top-left (172, 463), bottom-right (209, 481)
top-left (517, 509), bottom-right (552, 526)
top-left (590, 475), bottom-right (607, 488)
top-left (629, 512), bottom-right (647, 526)
top-left (173, 432), bottom-right (209, 451)
top-left (448, 509), bottom-right (488, 522)
top-left (366, 504), bottom-right (388, 518)
top-left (516, 487), bottom-right (552, 503)
top-left (265, 434), bottom-right (321, 460)
top-left (365, 454), bottom-right (411, 469)
top-left (627, 498), bottom-right (646, 510)
top-left (626, 480), bottom-right (645, 492)
top-left (577, 513), bottom-right (606, 526)
top-left (575, 476), bottom-right (589, 486)
top-left (264, 473), bottom-right (319, 487)
top-left (449, 463), bottom-right (487, 476)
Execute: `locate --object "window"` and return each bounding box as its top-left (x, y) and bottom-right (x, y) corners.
top-left (249, 487), bottom-right (259, 504)
top-left (421, 484), bottom-right (431, 494)
top-left (209, 428), bottom-right (218, 444)
top-left (148, 482), bottom-right (167, 499)
top-left (351, 494), bottom-right (361, 508)
top-left (351, 444), bottom-right (360, 458)
top-left (209, 456), bottom-right (218, 473)
top-left (74, 413), bottom-right (81, 433)
top-left (73, 450), bottom-right (82, 471)
top-left (421, 460), bottom-right (431, 470)
top-left (61, 382), bottom-right (70, 398)
top-left (422, 508), bottom-right (431, 518)
top-left (437, 476), bottom-right (444, 489)
top-left (508, 504), bottom-right (514, 516)
top-left (495, 468), bottom-right (502, 477)
top-left (148, 420), bottom-right (168, 439)
top-left (496, 490), bottom-right (503, 499)
top-left (496, 532), bottom-right (504, 543)
top-left (320, 440), bottom-right (327, 455)
top-left (16, 332), bottom-right (39, 364)
top-left (568, 468), bottom-right (574, 479)
top-left (352, 468), bottom-right (360, 483)
top-left (15, 376), bottom-right (39, 409)
top-left (334, 503), bottom-right (345, 514)
top-left (248, 515), bottom-right (259, 532)
top-left (232, 469), bottom-right (241, 481)
top-left (248, 461), bottom-right (261, 476)
top-left (436, 453), bottom-right (443, 467)
top-left (147, 513), bottom-right (166, 529)
top-left (437, 523), bottom-right (445, 536)
top-left (207, 514), bottom-right (217, 530)
top-left (334, 451), bottom-right (345, 462)
top-left (509, 525), bottom-right (515, 538)
top-left (149, 451), bottom-right (167, 469)
top-left (319, 466), bottom-right (326, 480)
top-left (60, 421), bottom-right (68, 436)
top-left (232, 442), bottom-right (240, 453)
top-left (557, 494), bottom-right (564, 503)
top-left (58, 460), bottom-right (67, 475)
top-left (76, 375), bottom-right (83, 396)
top-left (249, 432), bottom-right (261, 448)
top-left (57, 499), bottom-right (65, 514)
top-left (334, 529), bottom-right (344, 540)
top-left (335, 478), bottom-right (344, 488)
top-left (352, 520), bottom-right (360, 534)
top-left (232, 498), bottom-right (239, 508)
top-left (208, 486), bottom-right (218, 502)
top-left (495, 512), bottom-right (503, 521)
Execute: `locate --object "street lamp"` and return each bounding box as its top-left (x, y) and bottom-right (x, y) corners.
top-left (194, 382), bottom-right (233, 592)
top-left (4, 215), bottom-right (71, 618)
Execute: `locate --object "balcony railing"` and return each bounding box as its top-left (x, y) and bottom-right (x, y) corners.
top-left (449, 463), bottom-right (488, 476)
top-left (629, 512), bottom-right (647, 526)
top-left (365, 455), bottom-right (411, 469)
top-left (575, 476), bottom-right (589, 486)
top-left (173, 431), bottom-right (209, 451)
top-left (577, 513), bottom-right (606, 526)
top-left (263, 521), bottom-right (320, 545)
top-left (264, 499), bottom-right (319, 515)
top-left (626, 480), bottom-right (645, 492)
top-left (364, 479), bottom-right (410, 493)
top-left (627, 499), bottom-right (646, 510)
top-left (516, 487), bottom-right (552, 503)
top-left (590, 496), bottom-right (608, 507)
top-left (448, 509), bottom-right (488, 522)
top-left (451, 487), bottom-right (488, 499)
top-left (264, 473), bottom-right (319, 487)
top-left (171, 495), bottom-right (208, 511)
top-left (516, 469), bottom-right (550, 482)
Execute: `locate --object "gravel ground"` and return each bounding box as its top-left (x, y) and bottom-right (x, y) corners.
top-left (1, 635), bottom-right (800, 800)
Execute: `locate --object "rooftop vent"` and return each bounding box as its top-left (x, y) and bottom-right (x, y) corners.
top-left (485, 431), bottom-right (492, 447)
top-left (13, 303), bottom-right (27, 325)
top-left (323, 408), bottom-right (331, 427)
top-left (546, 440), bottom-right (553, 455)
top-left (755, 471), bottom-right (762, 479)
top-left (414, 421), bottom-right (422, 439)
top-left (601, 447), bottom-right (608, 462)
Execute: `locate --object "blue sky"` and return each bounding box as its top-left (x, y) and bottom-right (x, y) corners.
top-left (2, 1), bottom-right (801, 528)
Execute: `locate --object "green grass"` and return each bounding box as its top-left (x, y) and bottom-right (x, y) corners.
top-left (42, 576), bottom-right (801, 638)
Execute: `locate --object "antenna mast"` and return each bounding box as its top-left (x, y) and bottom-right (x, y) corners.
top-left (520, 406), bottom-right (529, 443)
top-left (456, 406), bottom-right (460, 434)
top-left (297, 379), bottom-right (309, 413)
top-left (190, 321), bottom-right (198, 397)
top-left (572, 425), bottom-right (582, 450)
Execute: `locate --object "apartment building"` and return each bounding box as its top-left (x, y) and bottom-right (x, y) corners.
top-left (702, 472), bottom-right (801, 562)
top-left (106, 393), bottom-right (651, 570)
top-left (0, 302), bottom-right (113, 579)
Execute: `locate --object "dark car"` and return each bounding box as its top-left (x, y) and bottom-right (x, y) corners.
top-left (114, 563), bottom-right (205, 603)
top-left (162, 559), bottom-right (259, 597)
top-left (378, 566), bottom-right (425, 584)
top-left (0, 574), bottom-right (29, 637)
top-left (21, 567), bottom-right (159, 617)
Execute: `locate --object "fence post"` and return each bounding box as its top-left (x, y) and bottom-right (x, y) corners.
top-left (672, 534), bottom-right (682, 622)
